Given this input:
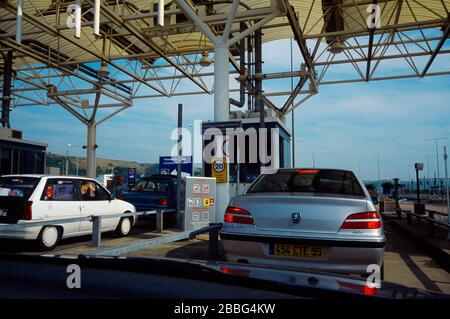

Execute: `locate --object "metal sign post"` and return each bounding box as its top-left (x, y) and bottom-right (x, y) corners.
top-left (127, 168), bottom-right (137, 190)
top-left (176, 103), bottom-right (183, 228)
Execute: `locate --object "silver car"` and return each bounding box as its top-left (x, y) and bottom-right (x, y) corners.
top-left (220, 168), bottom-right (385, 277)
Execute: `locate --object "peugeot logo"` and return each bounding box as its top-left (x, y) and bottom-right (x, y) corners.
top-left (292, 213), bottom-right (301, 224)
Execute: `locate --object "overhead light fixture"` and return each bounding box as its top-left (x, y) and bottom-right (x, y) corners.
top-left (199, 51), bottom-right (211, 67)
top-left (329, 41), bottom-right (344, 54)
top-left (98, 62), bottom-right (110, 76)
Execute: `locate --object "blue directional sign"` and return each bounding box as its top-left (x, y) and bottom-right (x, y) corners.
top-left (159, 156), bottom-right (193, 176)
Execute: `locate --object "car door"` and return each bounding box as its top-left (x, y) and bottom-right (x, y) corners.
top-left (39, 178), bottom-right (82, 235)
top-left (78, 180), bottom-right (119, 233)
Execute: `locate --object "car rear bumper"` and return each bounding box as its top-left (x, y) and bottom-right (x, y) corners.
top-left (220, 233), bottom-right (385, 275)
top-left (0, 225), bottom-right (41, 240)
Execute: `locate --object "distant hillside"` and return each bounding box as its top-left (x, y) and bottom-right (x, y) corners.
top-left (45, 152), bottom-right (159, 177)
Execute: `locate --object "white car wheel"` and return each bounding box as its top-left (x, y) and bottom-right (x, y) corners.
top-left (37, 226), bottom-right (60, 251)
top-left (121, 218), bottom-right (131, 235)
top-left (115, 217), bottom-right (132, 237)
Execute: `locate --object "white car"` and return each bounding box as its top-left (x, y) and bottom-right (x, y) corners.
top-left (0, 175), bottom-right (136, 250)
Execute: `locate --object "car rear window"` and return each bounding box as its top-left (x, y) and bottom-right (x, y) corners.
top-left (0, 177), bottom-right (40, 199)
top-left (133, 179), bottom-right (169, 193)
top-left (247, 169), bottom-right (365, 196)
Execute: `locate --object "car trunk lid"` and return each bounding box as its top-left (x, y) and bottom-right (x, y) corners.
top-left (0, 176), bottom-right (40, 224)
top-left (121, 192), bottom-right (170, 208)
top-left (233, 193), bottom-right (368, 235)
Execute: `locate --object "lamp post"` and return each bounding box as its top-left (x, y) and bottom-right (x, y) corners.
top-left (414, 162), bottom-right (425, 215)
top-left (355, 163), bottom-right (362, 179)
top-left (407, 165), bottom-right (411, 195)
top-left (371, 153), bottom-right (381, 196)
top-left (443, 146), bottom-right (449, 238)
top-left (425, 137), bottom-right (448, 195)
top-left (65, 149), bottom-right (69, 175)
top-left (424, 155), bottom-right (433, 195)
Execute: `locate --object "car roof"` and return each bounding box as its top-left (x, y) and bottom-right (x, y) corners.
top-left (1, 174), bottom-right (97, 181)
top-left (1, 174), bottom-right (45, 178)
top-left (143, 174), bottom-right (177, 179)
top-left (278, 168), bottom-right (354, 173)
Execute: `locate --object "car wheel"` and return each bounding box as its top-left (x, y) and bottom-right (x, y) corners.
top-left (115, 216), bottom-right (133, 237)
top-left (36, 226), bottom-right (61, 251)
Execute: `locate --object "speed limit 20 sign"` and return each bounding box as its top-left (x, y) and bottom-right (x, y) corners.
top-left (211, 158), bottom-right (227, 183)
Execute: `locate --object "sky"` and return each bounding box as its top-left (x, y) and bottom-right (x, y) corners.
top-left (10, 37), bottom-right (450, 182)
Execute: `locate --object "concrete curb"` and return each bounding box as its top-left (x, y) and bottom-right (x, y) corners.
top-left (381, 213), bottom-right (450, 273)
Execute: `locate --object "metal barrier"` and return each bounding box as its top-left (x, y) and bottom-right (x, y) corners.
top-left (0, 209), bottom-right (175, 247)
top-left (396, 209), bottom-right (449, 238)
top-left (82, 223), bottom-right (223, 258)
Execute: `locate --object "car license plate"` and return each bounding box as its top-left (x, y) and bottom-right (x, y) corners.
top-left (270, 244), bottom-right (325, 258)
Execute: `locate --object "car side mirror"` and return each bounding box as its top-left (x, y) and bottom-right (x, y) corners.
top-left (109, 193), bottom-right (115, 201)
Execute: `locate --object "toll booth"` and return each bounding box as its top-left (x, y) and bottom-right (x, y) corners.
top-left (202, 111), bottom-right (291, 196)
top-left (0, 128), bottom-right (47, 176)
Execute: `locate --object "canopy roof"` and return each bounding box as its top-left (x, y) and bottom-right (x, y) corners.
top-left (1, 0), bottom-right (448, 65)
top-left (0, 0), bottom-right (449, 117)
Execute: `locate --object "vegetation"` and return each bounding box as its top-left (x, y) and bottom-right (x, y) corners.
top-left (45, 153), bottom-right (159, 177)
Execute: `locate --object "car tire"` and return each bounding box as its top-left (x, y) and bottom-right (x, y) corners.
top-left (115, 215), bottom-right (133, 237)
top-left (36, 226), bottom-right (61, 251)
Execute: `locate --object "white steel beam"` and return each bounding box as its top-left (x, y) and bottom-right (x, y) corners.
top-left (93, 0), bottom-right (101, 36)
top-left (158, 0), bottom-right (165, 27)
top-left (16, 0), bottom-right (23, 44)
top-left (222, 0), bottom-right (240, 42)
top-left (75, 0), bottom-right (81, 39)
top-left (173, 0), bottom-right (219, 44)
top-left (227, 11), bottom-right (280, 46)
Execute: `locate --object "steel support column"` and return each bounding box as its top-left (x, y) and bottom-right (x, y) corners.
top-left (86, 122), bottom-right (97, 178)
top-left (1, 50), bottom-right (13, 128)
top-left (213, 44), bottom-right (230, 223)
top-left (214, 45), bottom-right (230, 122)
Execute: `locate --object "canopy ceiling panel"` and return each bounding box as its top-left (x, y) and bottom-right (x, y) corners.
top-left (1, 0), bottom-right (448, 68)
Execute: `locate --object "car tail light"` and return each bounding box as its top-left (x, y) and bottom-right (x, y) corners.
top-left (338, 281), bottom-right (378, 296)
top-left (296, 169), bottom-right (319, 174)
top-left (23, 201), bottom-right (33, 220)
top-left (220, 266), bottom-right (251, 277)
top-left (157, 198), bottom-right (168, 206)
top-left (340, 211), bottom-right (381, 229)
top-left (224, 206), bottom-right (255, 225)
